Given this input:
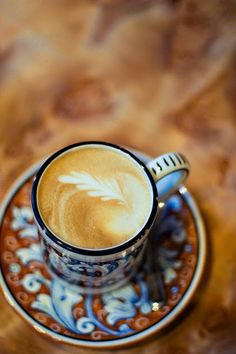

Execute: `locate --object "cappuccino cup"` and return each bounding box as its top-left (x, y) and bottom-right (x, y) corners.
top-left (31, 141), bottom-right (190, 294)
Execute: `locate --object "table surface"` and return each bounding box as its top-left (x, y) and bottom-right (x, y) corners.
top-left (0, 1), bottom-right (236, 353)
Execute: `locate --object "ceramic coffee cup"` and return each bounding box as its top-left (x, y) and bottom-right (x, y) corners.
top-left (31, 141), bottom-right (190, 294)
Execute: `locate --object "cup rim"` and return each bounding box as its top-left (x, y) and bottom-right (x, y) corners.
top-left (31, 141), bottom-right (158, 256)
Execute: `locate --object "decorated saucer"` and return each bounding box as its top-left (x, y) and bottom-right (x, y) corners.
top-left (0, 153), bottom-right (206, 349)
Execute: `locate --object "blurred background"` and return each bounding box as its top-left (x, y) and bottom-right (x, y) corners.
top-left (0, 0), bottom-right (236, 353)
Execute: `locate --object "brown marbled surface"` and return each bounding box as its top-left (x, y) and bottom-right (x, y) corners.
top-left (0, 0), bottom-right (236, 353)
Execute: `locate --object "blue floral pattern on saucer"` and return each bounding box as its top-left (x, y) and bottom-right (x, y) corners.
top-left (0, 172), bottom-right (205, 349)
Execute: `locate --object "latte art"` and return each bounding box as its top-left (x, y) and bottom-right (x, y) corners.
top-left (37, 146), bottom-right (153, 249)
top-left (58, 171), bottom-right (126, 204)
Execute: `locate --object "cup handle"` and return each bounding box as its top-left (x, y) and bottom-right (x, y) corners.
top-left (146, 152), bottom-right (190, 202)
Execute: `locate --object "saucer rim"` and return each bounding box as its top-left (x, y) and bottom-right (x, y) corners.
top-left (0, 153), bottom-right (206, 349)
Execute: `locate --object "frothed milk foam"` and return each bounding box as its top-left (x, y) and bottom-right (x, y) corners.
top-left (37, 146), bottom-right (153, 249)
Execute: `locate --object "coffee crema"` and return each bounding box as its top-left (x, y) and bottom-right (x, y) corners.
top-left (37, 146), bottom-right (153, 249)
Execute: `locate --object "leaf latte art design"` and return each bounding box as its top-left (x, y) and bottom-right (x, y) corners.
top-left (58, 171), bottom-right (125, 204)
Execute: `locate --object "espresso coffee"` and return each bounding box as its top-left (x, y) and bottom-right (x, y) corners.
top-left (37, 146), bottom-right (153, 249)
